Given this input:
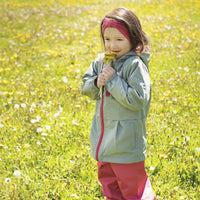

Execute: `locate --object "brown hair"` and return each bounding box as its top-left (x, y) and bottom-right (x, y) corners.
top-left (100, 7), bottom-right (148, 52)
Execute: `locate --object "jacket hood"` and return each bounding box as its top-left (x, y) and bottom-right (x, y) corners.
top-left (140, 51), bottom-right (150, 68)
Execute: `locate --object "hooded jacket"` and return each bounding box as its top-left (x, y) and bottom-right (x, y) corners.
top-left (81, 51), bottom-right (151, 164)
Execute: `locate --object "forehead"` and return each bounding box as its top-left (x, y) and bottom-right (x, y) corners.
top-left (104, 27), bottom-right (125, 38)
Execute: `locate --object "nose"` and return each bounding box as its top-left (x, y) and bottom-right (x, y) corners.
top-left (110, 41), bottom-right (117, 50)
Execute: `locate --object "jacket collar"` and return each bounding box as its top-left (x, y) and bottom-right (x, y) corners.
top-left (116, 51), bottom-right (137, 63)
top-left (115, 51), bottom-right (150, 68)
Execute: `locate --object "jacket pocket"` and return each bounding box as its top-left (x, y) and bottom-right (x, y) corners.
top-left (102, 120), bottom-right (136, 157)
top-left (116, 120), bottom-right (136, 152)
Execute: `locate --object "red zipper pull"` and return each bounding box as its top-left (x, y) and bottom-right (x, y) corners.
top-left (106, 91), bottom-right (110, 97)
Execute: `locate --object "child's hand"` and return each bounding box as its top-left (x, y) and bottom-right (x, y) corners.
top-left (97, 73), bottom-right (106, 88)
top-left (102, 65), bottom-right (116, 81)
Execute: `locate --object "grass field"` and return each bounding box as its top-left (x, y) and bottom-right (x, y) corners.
top-left (0, 0), bottom-right (200, 199)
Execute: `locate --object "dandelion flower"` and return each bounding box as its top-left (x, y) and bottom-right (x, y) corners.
top-left (99, 52), bottom-right (117, 97)
top-left (103, 52), bottom-right (117, 65)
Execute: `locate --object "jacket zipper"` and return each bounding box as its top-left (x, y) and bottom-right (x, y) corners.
top-left (96, 94), bottom-right (104, 161)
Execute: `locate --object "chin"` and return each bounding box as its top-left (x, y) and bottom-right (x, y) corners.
top-left (116, 54), bottom-right (122, 59)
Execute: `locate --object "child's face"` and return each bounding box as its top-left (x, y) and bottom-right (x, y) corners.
top-left (104, 27), bottom-right (132, 59)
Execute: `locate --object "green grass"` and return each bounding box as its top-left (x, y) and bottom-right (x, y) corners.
top-left (0, 0), bottom-right (199, 199)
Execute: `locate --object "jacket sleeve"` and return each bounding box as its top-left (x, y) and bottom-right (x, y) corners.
top-left (105, 59), bottom-right (151, 111)
top-left (81, 58), bottom-right (101, 100)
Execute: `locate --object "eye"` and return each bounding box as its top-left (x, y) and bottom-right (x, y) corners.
top-left (104, 38), bottom-right (110, 41)
top-left (117, 38), bottom-right (123, 41)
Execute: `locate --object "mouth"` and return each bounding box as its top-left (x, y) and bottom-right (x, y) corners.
top-left (110, 51), bottom-right (120, 56)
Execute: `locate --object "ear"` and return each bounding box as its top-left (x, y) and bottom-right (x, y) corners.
top-left (135, 45), bottom-right (142, 52)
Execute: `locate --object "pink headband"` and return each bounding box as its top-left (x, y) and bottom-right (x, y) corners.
top-left (102, 18), bottom-right (130, 41)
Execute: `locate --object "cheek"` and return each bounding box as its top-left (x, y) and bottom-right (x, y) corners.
top-left (124, 43), bottom-right (132, 52)
top-left (104, 42), bottom-right (109, 49)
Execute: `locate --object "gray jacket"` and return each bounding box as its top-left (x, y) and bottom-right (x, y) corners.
top-left (81, 51), bottom-right (151, 163)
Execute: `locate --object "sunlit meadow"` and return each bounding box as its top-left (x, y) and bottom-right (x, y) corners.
top-left (0, 0), bottom-right (199, 199)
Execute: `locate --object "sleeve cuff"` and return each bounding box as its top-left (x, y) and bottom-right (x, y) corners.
top-left (94, 77), bottom-right (99, 88)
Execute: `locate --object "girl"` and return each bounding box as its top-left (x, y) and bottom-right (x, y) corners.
top-left (81, 7), bottom-right (155, 200)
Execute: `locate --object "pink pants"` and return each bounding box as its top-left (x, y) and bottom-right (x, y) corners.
top-left (97, 161), bottom-right (155, 200)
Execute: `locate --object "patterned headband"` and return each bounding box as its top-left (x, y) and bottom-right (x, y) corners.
top-left (102, 17), bottom-right (130, 41)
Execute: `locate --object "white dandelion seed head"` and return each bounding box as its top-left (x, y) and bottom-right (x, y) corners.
top-left (36, 128), bottom-right (43, 133)
top-left (184, 67), bottom-right (189, 72)
top-left (45, 125), bottom-right (51, 130)
top-left (185, 136), bottom-right (190, 142)
top-left (72, 119), bottom-right (78, 125)
top-left (59, 106), bottom-right (63, 112)
top-left (14, 104), bottom-right (20, 109)
top-left (21, 103), bottom-right (26, 108)
top-left (54, 112), bottom-right (60, 118)
top-left (195, 147), bottom-right (200, 152)
top-left (71, 194), bottom-right (79, 198)
top-left (37, 141), bottom-right (42, 145)
top-left (5, 178), bottom-right (11, 183)
top-left (36, 116), bottom-right (41, 121)
top-left (42, 102), bottom-right (47, 107)
top-left (31, 103), bottom-right (36, 107)
top-left (149, 166), bottom-right (155, 171)
top-left (30, 119), bottom-right (37, 124)
top-left (62, 76), bottom-right (68, 83)
top-left (13, 170), bottom-right (21, 176)
top-left (41, 133), bottom-right (48, 136)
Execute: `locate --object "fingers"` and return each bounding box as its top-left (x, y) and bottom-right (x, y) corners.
top-left (97, 74), bottom-right (106, 88)
top-left (97, 66), bottom-right (116, 88)
top-left (103, 65), bottom-right (116, 74)
top-left (102, 65), bottom-right (116, 80)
